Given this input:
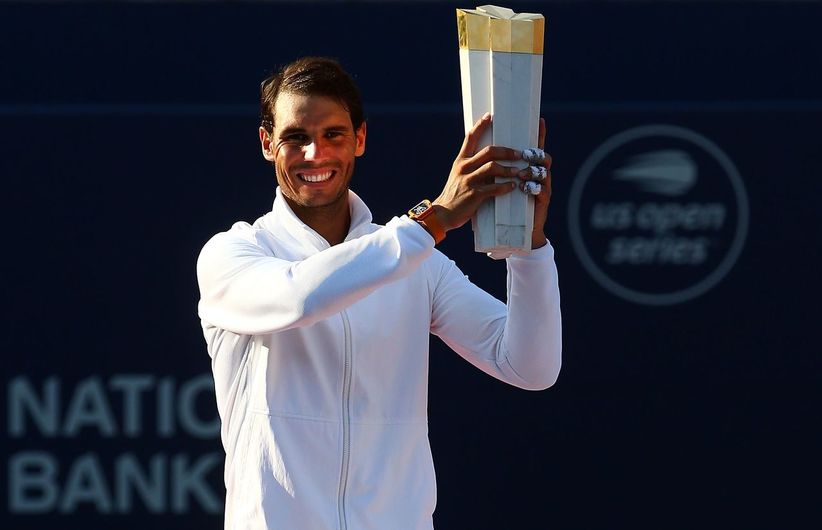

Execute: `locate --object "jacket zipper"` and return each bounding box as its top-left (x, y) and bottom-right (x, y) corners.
top-left (338, 310), bottom-right (353, 530)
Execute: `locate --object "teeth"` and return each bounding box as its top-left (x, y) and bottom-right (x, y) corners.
top-left (299, 171), bottom-right (333, 183)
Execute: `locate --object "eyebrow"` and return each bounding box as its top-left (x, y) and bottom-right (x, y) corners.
top-left (278, 124), bottom-right (351, 136)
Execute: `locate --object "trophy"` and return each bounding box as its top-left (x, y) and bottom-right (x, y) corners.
top-left (456, 5), bottom-right (545, 259)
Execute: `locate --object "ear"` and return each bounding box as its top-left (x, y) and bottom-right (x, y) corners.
top-left (259, 127), bottom-right (276, 162)
top-left (354, 122), bottom-right (367, 157)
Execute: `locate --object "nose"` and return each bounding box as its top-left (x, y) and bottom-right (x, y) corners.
top-left (303, 138), bottom-right (324, 160)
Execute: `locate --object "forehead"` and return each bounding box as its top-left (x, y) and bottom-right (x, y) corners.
top-left (273, 91), bottom-right (352, 130)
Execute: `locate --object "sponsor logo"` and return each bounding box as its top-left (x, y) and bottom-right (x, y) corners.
top-left (6, 374), bottom-right (222, 515)
top-left (568, 125), bottom-right (749, 305)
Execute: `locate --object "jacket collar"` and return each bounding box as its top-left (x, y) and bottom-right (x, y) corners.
top-left (260, 187), bottom-right (374, 251)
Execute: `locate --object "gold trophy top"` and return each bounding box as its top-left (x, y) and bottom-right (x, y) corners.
top-left (457, 4), bottom-right (544, 54)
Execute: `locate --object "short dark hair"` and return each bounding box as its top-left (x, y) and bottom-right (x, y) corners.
top-left (260, 57), bottom-right (365, 133)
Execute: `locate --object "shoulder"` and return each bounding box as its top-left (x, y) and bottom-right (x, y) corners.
top-left (198, 221), bottom-right (273, 265)
top-left (202, 221), bottom-right (258, 248)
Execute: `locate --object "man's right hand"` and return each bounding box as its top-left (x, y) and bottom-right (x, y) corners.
top-left (432, 112), bottom-right (522, 232)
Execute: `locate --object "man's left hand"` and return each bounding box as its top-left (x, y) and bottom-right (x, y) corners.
top-left (520, 118), bottom-right (552, 249)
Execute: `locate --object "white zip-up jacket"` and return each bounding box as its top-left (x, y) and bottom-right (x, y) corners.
top-left (197, 188), bottom-right (562, 530)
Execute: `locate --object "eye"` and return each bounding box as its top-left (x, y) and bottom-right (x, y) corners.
top-left (282, 133), bottom-right (309, 144)
top-left (325, 130), bottom-right (346, 140)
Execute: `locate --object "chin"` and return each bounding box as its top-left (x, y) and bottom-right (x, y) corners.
top-left (295, 189), bottom-right (348, 209)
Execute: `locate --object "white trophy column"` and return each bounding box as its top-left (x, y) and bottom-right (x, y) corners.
top-left (490, 50), bottom-right (541, 255)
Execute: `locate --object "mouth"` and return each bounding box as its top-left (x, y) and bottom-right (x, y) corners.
top-left (297, 169), bottom-right (335, 183)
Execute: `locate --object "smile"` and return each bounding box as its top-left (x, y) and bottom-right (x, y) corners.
top-left (298, 170), bottom-right (335, 183)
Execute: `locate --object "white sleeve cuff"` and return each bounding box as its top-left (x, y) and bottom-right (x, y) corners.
top-left (507, 241), bottom-right (555, 262)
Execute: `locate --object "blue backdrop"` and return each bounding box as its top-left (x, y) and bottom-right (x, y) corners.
top-left (2, 1), bottom-right (820, 528)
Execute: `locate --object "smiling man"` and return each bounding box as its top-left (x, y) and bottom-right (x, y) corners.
top-left (197, 56), bottom-right (561, 529)
top-left (262, 88), bottom-right (366, 247)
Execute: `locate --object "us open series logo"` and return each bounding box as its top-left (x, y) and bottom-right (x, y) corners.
top-left (568, 124), bottom-right (749, 306)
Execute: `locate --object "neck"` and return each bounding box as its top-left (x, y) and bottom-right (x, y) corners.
top-left (285, 194), bottom-right (351, 246)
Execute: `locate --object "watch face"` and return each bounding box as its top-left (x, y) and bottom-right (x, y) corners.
top-left (410, 201), bottom-right (430, 217)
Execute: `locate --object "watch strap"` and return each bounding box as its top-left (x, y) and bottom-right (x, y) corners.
top-left (407, 200), bottom-right (446, 245)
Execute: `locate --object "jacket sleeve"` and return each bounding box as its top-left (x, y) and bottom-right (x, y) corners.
top-left (429, 243), bottom-right (562, 390)
top-left (197, 216), bottom-right (434, 335)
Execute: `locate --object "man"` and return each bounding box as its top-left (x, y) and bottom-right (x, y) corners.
top-left (197, 56), bottom-right (561, 529)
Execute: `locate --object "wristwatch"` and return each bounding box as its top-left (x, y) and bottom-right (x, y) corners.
top-left (407, 199), bottom-right (446, 245)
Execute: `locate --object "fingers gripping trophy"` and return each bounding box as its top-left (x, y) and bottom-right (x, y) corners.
top-left (457, 5), bottom-right (549, 258)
